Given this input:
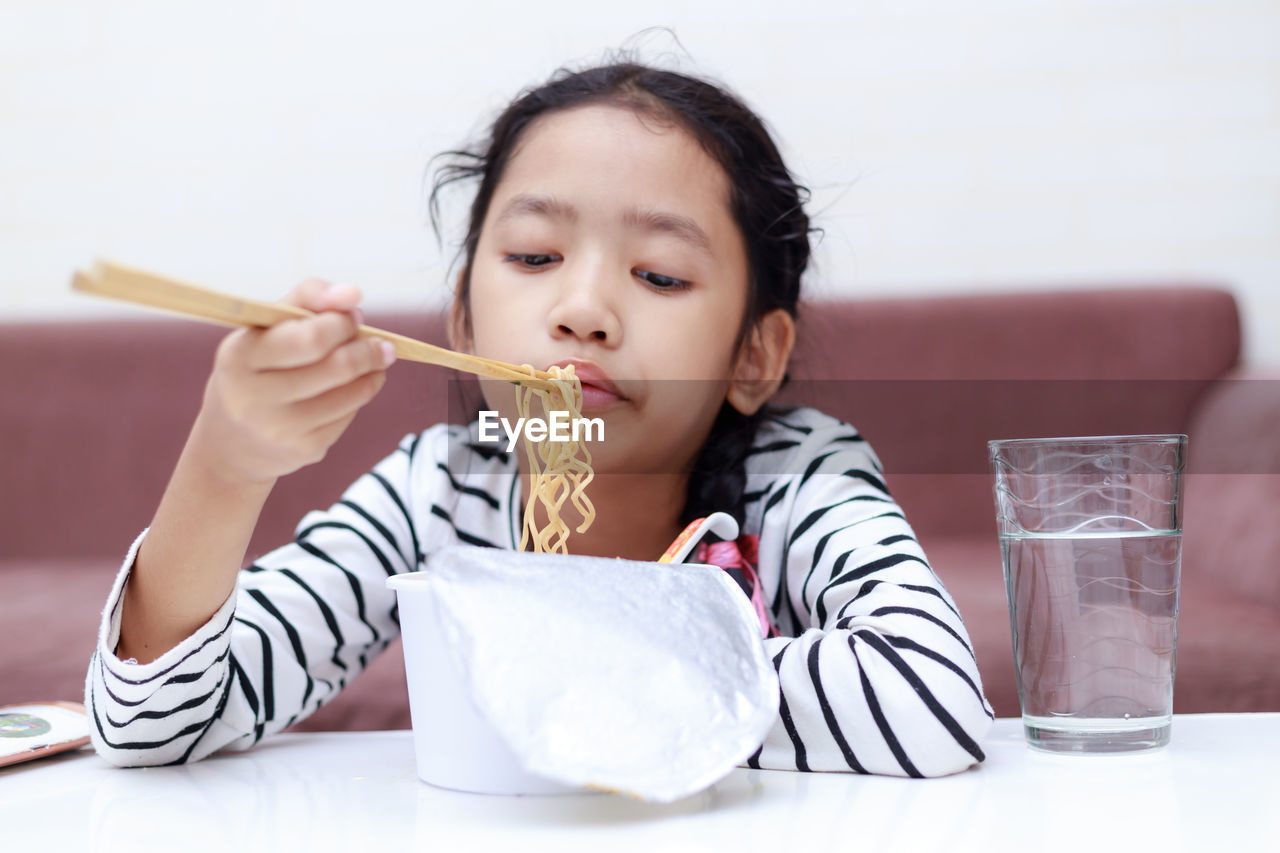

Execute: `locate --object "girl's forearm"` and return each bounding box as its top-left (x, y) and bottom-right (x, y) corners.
top-left (115, 420), bottom-right (275, 665)
top-left (112, 280), bottom-right (385, 665)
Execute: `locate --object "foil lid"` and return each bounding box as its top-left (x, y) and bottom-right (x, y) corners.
top-left (425, 545), bottom-right (780, 802)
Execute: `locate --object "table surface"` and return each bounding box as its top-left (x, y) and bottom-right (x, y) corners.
top-left (2, 714), bottom-right (1276, 852)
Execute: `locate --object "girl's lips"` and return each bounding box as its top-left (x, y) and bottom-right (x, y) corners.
top-left (579, 385), bottom-right (621, 412)
top-left (553, 359), bottom-right (626, 412)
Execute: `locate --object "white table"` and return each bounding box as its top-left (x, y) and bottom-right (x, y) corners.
top-left (2, 714), bottom-right (1275, 852)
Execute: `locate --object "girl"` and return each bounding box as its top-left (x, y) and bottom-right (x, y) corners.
top-left (87, 60), bottom-right (993, 777)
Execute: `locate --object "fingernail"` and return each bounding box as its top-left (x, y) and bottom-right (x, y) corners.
top-left (380, 341), bottom-right (397, 367)
top-left (326, 282), bottom-right (356, 303)
top-left (353, 308), bottom-right (366, 327)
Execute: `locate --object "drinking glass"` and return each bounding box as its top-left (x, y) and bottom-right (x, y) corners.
top-left (990, 434), bottom-right (1187, 752)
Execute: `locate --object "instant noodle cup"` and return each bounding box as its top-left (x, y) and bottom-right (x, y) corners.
top-left (386, 545), bottom-right (779, 801)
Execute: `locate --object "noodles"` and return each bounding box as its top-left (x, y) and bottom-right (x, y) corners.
top-left (515, 364), bottom-right (596, 554)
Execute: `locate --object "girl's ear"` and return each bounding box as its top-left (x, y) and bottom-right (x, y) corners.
top-left (726, 308), bottom-right (796, 416)
top-left (447, 267), bottom-right (473, 353)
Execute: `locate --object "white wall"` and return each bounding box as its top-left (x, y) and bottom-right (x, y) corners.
top-left (4, 0), bottom-right (1278, 362)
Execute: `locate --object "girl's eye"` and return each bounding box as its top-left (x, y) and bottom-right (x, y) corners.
top-left (505, 253), bottom-right (560, 268)
top-left (636, 269), bottom-right (692, 292)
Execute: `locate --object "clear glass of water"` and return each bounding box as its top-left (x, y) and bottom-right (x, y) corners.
top-left (989, 434), bottom-right (1187, 753)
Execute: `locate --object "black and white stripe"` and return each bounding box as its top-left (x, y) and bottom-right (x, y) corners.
top-left (87, 408), bottom-right (992, 775)
top-left (746, 408), bottom-right (992, 776)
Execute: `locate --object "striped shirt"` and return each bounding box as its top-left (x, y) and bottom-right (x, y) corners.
top-left (86, 406), bottom-right (994, 776)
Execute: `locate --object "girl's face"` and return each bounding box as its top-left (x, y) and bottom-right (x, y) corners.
top-left (462, 104), bottom-right (762, 475)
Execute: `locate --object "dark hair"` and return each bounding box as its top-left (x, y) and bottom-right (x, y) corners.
top-left (429, 59), bottom-right (813, 526)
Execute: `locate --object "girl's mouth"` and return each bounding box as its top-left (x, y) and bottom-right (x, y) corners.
top-left (553, 359), bottom-right (626, 413)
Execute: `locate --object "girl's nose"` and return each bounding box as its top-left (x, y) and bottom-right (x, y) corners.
top-left (546, 269), bottom-right (622, 346)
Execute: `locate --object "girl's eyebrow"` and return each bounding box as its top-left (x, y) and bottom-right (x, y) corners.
top-left (623, 206), bottom-right (713, 256)
top-left (496, 193), bottom-right (578, 225)
top-left (495, 193), bottom-right (713, 257)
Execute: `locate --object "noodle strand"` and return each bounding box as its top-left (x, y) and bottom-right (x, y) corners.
top-left (516, 364), bottom-right (597, 553)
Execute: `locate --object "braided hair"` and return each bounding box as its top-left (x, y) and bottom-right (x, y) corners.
top-left (429, 58), bottom-right (813, 527)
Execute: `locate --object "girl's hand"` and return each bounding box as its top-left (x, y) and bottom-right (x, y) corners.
top-left (189, 278), bottom-right (397, 486)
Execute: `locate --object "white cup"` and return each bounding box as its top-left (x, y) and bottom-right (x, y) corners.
top-left (387, 570), bottom-right (583, 795)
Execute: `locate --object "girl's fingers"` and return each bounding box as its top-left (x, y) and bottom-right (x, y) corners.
top-left (281, 278), bottom-right (363, 313)
top-left (198, 278), bottom-right (378, 479)
top-left (245, 310), bottom-right (361, 370)
top-left (287, 368), bottom-right (388, 433)
top-left (265, 337), bottom-right (396, 404)
top-left (235, 279), bottom-right (366, 371)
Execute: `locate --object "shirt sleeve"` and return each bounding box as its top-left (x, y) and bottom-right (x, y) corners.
top-left (745, 412), bottom-right (995, 777)
top-left (85, 431), bottom-right (427, 767)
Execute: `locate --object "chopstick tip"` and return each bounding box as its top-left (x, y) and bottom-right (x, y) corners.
top-left (71, 268), bottom-right (96, 293)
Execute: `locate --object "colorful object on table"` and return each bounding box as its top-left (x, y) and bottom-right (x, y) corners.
top-left (0, 701), bottom-right (91, 768)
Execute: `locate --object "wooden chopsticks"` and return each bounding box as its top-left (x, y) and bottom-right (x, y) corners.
top-left (71, 260), bottom-right (558, 390)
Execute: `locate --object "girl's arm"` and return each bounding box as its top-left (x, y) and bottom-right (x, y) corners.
top-left (745, 409), bottom-right (994, 777)
top-left (86, 429), bottom-right (430, 766)
top-left (116, 279), bottom-right (394, 664)
top-left (87, 279), bottom-right (398, 766)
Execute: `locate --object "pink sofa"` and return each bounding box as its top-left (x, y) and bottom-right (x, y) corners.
top-left (3, 284), bottom-right (1277, 730)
